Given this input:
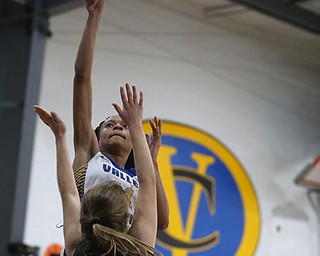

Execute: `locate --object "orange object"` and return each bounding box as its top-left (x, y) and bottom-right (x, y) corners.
top-left (43, 243), bottom-right (62, 256)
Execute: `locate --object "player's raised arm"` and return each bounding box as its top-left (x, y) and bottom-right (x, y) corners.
top-left (34, 105), bottom-right (81, 255)
top-left (112, 84), bottom-right (157, 246)
top-left (73, 0), bottom-right (105, 170)
top-left (147, 117), bottom-right (169, 230)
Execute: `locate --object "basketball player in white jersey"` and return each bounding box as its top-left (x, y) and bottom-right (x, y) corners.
top-left (72, 0), bottom-right (169, 231)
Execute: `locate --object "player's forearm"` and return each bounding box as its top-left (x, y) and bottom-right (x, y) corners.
top-left (154, 163), bottom-right (169, 230)
top-left (56, 137), bottom-right (78, 199)
top-left (73, 10), bottom-right (102, 151)
top-left (74, 11), bottom-right (102, 77)
top-left (129, 124), bottom-right (156, 186)
top-left (128, 124), bottom-right (157, 245)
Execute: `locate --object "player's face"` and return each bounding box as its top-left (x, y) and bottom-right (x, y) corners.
top-left (99, 115), bottom-right (131, 152)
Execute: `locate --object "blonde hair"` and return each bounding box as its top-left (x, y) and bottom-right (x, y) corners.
top-left (80, 181), bottom-right (162, 255)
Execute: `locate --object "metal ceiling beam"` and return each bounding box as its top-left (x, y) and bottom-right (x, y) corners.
top-left (42, 0), bottom-right (82, 16)
top-left (231, 0), bottom-right (320, 35)
top-left (15, 0), bottom-right (82, 16)
top-left (0, 0), bottom-right (82, 27)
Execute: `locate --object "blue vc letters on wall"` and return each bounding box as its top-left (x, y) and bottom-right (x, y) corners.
top-left (143, 120), bottom-right (260, 256)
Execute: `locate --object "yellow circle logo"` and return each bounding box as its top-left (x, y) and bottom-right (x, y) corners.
top-left (143, 121), bottom-right (260, 255)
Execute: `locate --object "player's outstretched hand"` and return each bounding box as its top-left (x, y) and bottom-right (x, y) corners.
top-left (112, 83), bottom-right (144, 128)
top-left (84, 0), bottom-right (105, 13)
top-left (146, 116), bottom-right (162, 162)
top-left (34, 105), bottom-right (66, 139)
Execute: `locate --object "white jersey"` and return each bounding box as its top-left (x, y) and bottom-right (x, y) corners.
top-left (83, 152), bottom-right (139, 229)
